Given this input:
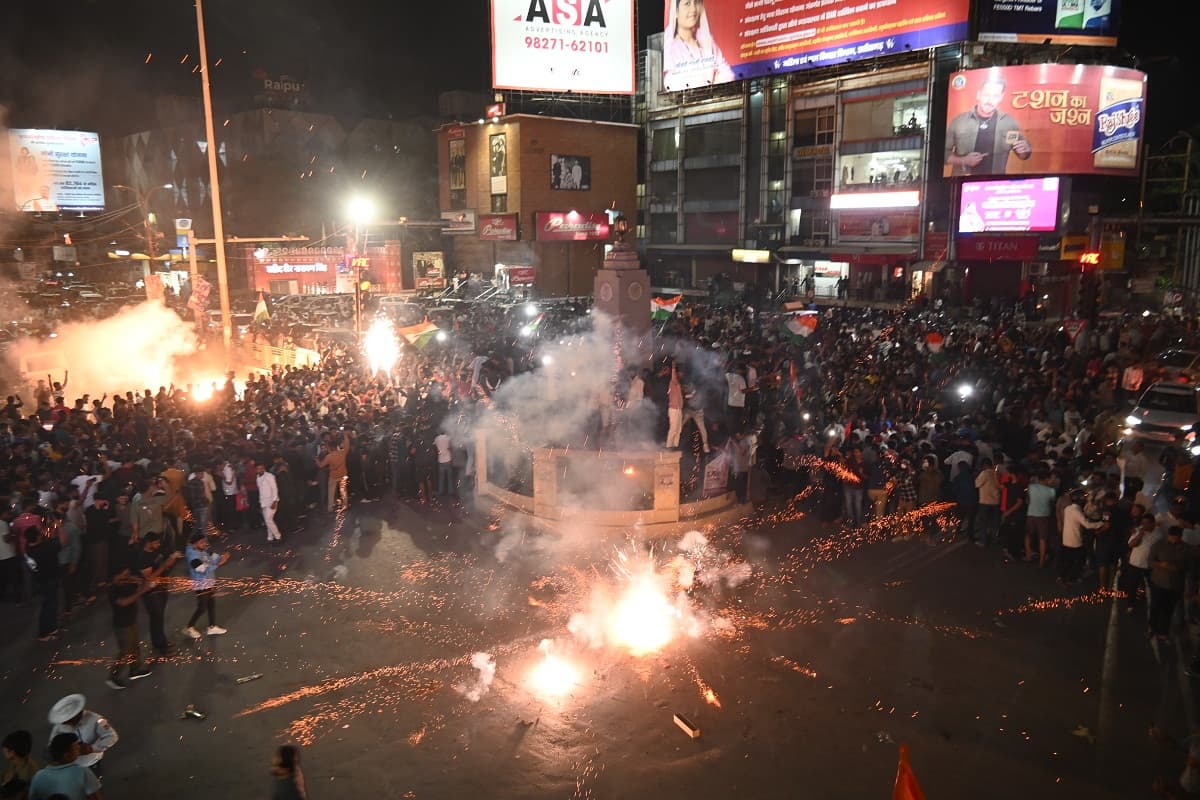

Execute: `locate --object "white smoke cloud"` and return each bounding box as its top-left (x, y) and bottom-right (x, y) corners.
top-left (5, 302), bottom-right (205, 400)
top-left (455, 651), bottom-right (497, 702)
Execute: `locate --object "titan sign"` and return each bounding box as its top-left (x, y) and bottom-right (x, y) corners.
top-left (661, 0), bottom-right (969, 91)
top-left (7, 129), bottom-right (105, 212)
top-left (978, 0), bottom-right (1121, 46)
top-left (944, 64), bottom-right (1146, 178)
top-left (491, 0), bottom-right (635, 94)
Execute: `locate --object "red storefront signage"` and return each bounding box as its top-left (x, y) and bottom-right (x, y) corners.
top-left (478, 213), bottom-right (519, 241)
top-left (956, 235), bottom-right (1039, 261)
top-left (485, 102), bottom-right (506, 119)
top-left (506, 266), bottom-right (536, 285)
top-left (924, 231), bottom-right (950, 258)
top-left (535, 211), bottom-right (610, 241)
top-left (447, 124), bottom-right (465, 140)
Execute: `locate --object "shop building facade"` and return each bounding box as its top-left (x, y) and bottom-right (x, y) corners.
top-left (638, 34), bottom-right (1143, 310)
top-left (435, 114), bottom-right (638, 298)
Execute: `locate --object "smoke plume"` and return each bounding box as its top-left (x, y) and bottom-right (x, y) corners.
top-left (455, 652), bottom-right (497, 702)
top-left (5, 301), bottom-right (204, 399)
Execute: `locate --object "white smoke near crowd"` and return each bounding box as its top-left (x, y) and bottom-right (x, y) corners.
top-left (5, 302), bottom-right (204, 399)
top-left (673, 530), bottom-right (754, 590)
top-left (455, 652), bottom-right (497, 702)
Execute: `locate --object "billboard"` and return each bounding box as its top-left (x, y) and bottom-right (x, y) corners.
top-left (491, 0), bottom-right (635, 94)
top-left (8, 129), bottom-right (105, 212)
top-left (978, 0), bottom-right (1121, 46)
top-left (661, 0), bottom-right (969, 91)
top-left (959, 177), bottom-right (1061, 233)
top-left (550, 154), bottom-right (591, 190)
top-left (535, 211), bottom-right (610, 241)
top-left (944, 65), bottom-right (1147, 178)
top-left (413, 251), bottom-right (447, 290)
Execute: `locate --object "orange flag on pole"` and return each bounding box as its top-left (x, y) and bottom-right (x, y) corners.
top-left (893, 745), bottom-right (926, 800)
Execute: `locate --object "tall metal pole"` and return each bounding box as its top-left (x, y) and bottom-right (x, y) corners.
top-left (195, 0), bottom-right (233, 350)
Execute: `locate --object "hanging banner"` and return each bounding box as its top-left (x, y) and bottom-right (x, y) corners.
top-left (489, 132), bottom-right (508, 195)
top-left (702, 451), bottom-right (730, 498)
top-left (187, 274), bottom-right (212, 313)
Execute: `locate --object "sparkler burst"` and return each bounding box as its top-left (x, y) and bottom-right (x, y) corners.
top-left (528, 639), bottom-right (582, 700)
top-left (607, 572), bottom-right (678, 656)
top-left (363, 317), bottom-right (400, 376)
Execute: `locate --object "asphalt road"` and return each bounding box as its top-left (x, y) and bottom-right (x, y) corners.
top-left (0, 494), bottom-right (1192, 799)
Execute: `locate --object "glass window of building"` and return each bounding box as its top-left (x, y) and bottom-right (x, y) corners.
top-left (793, 107), bottom-right (835, 148)
top-left (686, 120), bottom-right (740, 158)
top-left (842, 90), bottom-right (927, 141)
top-left (650, 213), bottom-right (678, 244)
top-left (685, 166), bottom-right (739, 202)
top-left (651, 127), bottom-right (678, 162)
top-left (649, 171), bottom-right (678, 206)
top-left (684, 212), bottom-right (738, 244)
top-left (836, 150), bottom-right (922, 191)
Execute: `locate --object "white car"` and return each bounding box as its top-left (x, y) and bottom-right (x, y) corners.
top-left (1124, 381), bottom-right (1200, 444)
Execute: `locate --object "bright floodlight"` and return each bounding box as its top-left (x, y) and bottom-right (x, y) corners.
top-left (524, 303), bottom-right (539, 318)
top-left (435, 330), bottom-right (448, 343)
top-left (541, 355), bottom-right (553, 366)
top-left (957, 384), bottom-right (973, 399)
top-left (346, 195), bottom-right (377, 224)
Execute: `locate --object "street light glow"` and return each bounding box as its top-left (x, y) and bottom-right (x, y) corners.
top-left (346, 195), bottom-right (377, 224)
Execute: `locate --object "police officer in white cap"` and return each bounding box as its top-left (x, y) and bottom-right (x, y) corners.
top-left (47, 693), bottom-right (118, 775)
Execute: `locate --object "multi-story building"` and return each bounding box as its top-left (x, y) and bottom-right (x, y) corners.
top-left (435, 114), bottom-right (638, 297)
top-left (638, 33), bottom-right (1145, 313)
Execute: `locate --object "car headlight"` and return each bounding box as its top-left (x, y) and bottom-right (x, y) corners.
top-left (1125, 414), bottom-right (1142, 427)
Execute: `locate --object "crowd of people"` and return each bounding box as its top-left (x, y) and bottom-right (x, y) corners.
top-left (2, 287), bottom-right (1200, 796)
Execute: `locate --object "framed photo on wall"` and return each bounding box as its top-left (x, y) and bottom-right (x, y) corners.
top-left (550, 154), bottom-right (590, 190)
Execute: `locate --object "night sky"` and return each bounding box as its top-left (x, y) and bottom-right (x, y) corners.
top-left (0, 1), bottom-right (1190, 145)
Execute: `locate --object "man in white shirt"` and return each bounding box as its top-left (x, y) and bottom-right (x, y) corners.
top-left (1059, 492), bottom-right (1106, 585)
top-left (70, 474), bottom-right (103, 509)
top-left (726, 367), bottom-right (748, 430)
top-left (1124, 511), bottom-right (1160, 613)
top-left (255, 464), bottom-right (281, 543)
top-left (434, 433), bottom-right (454, 496)
top-left (1119, 440), bottom-right (1148, 497)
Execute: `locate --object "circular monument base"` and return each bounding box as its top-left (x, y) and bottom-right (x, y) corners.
top-left (474, 439), bottom-right (744, 537)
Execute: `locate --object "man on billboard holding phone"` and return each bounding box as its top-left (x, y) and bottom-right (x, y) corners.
top-left (945, 75), bottom-right (1032, 176)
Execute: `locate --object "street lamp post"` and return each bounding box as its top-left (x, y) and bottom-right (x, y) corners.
top-left (113, 183), bottom-right (173, 264)
top-left (346, 196), bottom-right (376, 339)
top-left (195, 0), bottom-right (234, 350)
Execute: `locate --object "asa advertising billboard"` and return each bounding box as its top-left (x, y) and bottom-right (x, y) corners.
top-left (959, 177), bottom-right (1061, 233)
top-left (8, 129), bottom-right (105, 212)
top-left (944, 64), bottom-right (1146, 178)
top-left (661, 0), bottom-right (969, 91)
top-left (978, 0), bottom-right (1121, 47)
top-left (491, 0), bottom-right (635, 94)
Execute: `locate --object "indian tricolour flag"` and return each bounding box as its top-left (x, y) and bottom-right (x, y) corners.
top-left (397, 321), bottom-right (440, 348)
top-left (782, 312), bottom-right (818, 342)
top-left (253, 292), bottom-right (271, 324)
top-left (651, 295), bottom-right (682, 321)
